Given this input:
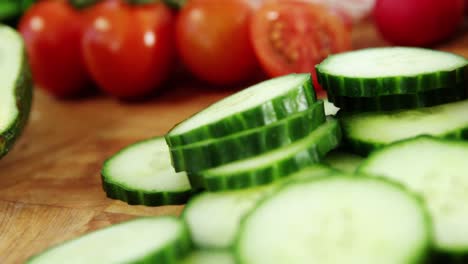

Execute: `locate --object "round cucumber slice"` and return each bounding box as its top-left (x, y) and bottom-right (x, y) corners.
top-left (101, 137), bottom-right (192, 206)
top-left (236, 176), bottom-right (431, 264)
top-left (0, 25), bottom-right (33, 159)
top-left (328, 84), bottom-right (467, 112)
top-left (170, 100), bottom-right (325, 173)
top-left (358, 137), bottom-right (468, 255)
top-left (197, 119), bottom-right (341, 191)
top-left (27, 217), bottom-right (192, 264)
top-left (316, 47), bottom-right (467, 97)
top-left (339, 99), bottom-right (468, 155)
top-left (183, 165), bottom-right (334, 249)
top-left (165, 74), bottom-right (316, 147)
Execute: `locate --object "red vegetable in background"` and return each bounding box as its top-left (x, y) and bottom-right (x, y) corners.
top-left (374, 0), bottom-right (465, 46)
top-left (175, 0), bottom-right (258, 86)
top-left (250, 1), bottom-right (351, 93)
top-left (19, 0), bottom-right (91, 98)
top-left (81, 0), bottom-right (174, 99)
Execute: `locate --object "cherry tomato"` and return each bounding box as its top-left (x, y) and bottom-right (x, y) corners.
top-left (250, 1), bottom-right (351, 92)
top-left (175, 0), bottom-right (258, 85)
top-left (374, 0), bottom-right (465, 46)
top-left (81, 1), bottom-right (174, 98)
top-left (19, 0), bottom-right (91, 98)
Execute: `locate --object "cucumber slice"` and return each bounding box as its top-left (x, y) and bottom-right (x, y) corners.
top-left (323, 150), bottom-right (363, 173)
top-left (67, 0), bottom-right (102, 9)
top-left (180, 251), bottom-right (234, 264)
top-left (357, 136), bottom-right (468, 255)
top-left (0, 25), bottom-right (33, 159)
top-left (170, 100), bottom-right (326, 173)
top-left (197, 119), bottom-right (341, 191)
top-left (316, 47), bottom-right (467, 97)
top-left (27, 217), bottom-right (192, 263)
top-left (165, 74), bottom-right (316, 147)
top-left (183, 165), bottom-right (334, 249)
top-left (328, 84), bottom-right (467, 112)
top-left (236, 176), bottom-right (431, 264)
top-left (340, 99), bottom-right (468, 155)
top-left (101, 137), bottom-right (192, 206)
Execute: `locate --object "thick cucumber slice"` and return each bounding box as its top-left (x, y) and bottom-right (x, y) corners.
top-left (27, 217), bottom-right (192, 264)
top-left (197, 119), bottom-right (341, 191)
top-left (67, 0), bottom-right (102, 9)
top-left (101, 137), bottom-right (192, 206)
top-left (328, 84), bottom-right (467, 112)
top-left (236, 176), bottom-right (431, 264)
top-left (316, 47), bottom-right (467, 97)
top-left (170, 101), bottom-right (326, 173)
top-left (323, 150), bottom-right (363, 173)
top-left (0, 25), bottom-right (33, 159)
top-left (180, 251), bottom-right (235, 264)
top-left (165, 74), bottom-right (316, 147)
top-left (340, 99), bottom-right (468, 155)
top-left (358, 137), bottom-right (468, 255)
top-left (183, 165), bottom-right (334, 249)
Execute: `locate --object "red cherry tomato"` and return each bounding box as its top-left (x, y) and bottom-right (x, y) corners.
top-left (81, 1), bottom-right (174, 98)
top-left (250, 1), bottom-right (351, 92)
top-left (19, 0), bottom-right (91, 98)
top-left (374, 0), bottom-right (465, 46)
top-left (175, 0), bottom-right (258, 85)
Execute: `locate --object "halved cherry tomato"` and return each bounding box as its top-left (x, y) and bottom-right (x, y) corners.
top-left (19, 0), bottom-right (91, 98)
top-left (250, 1), bottom-right (351, 92)
top-left (81, 0), bottom-right (174, 98)
top-left (175, 0), bottom-right (258, 85)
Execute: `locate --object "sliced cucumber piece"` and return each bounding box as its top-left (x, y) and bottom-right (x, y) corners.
top-left (323, 150), bottom-right (363, 173)
top-left (236, 176), bottom-right (431, 264)
top-left (183, 165), bottom-right (335, 249)
top-left (180, 251), bottom-right (235, 264)
top-left (101, 137), bottom-right (192, 206)
top-left (316, 47), bottom-right (467, 97)
top-left (27, 217), bottom-right (192, 264)
top-left (328, 84), bottom-right (467, 112)
top-left (0, 25), bottom-right (33, 159)
top-left (197, 119), bottom-right (341, 191)
top-left (166, 74), bottom-right (316, 147)
top-left (358, 136), bottom-right (468, 255)
top-left (67, 0), bottom-right (102, 9)
top-left (340, 99), bottom-right (468, 155)
top-left (170, 100), bottom-right (326, 173)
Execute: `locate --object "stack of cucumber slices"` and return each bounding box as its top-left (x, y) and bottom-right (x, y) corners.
top-left (28, 47), bottom-right (468, 264)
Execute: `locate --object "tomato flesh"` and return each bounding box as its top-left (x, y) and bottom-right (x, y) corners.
top-left (250, 1), bottom-right (351, 91)
top-left (82, 1), bottom-right (174, 99)
top-left (19, 0), bottom-right (91, 98)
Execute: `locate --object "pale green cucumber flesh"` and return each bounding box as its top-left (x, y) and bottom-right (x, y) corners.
top-left (340, 99), bottom-right (468, 155)
top-left (165, 74), bottom-right (316, 147)
top-left (328, 84), bottom-right (467, 112)
top-left (180, 251), bottom-right (235, 264)
top-left (236, 176), bottom-right (431, 264)
top-left (27, 217), bottom-right (192, 264)
top-left (0, 25), bottom-right (33, 159)
top-left (101, 137), bottom-right (192, 206)
top-left (170, 100), bottom-right (326, 173)
top-left (323, 98), bottom-right (340, 116)
top-left (316, 47), bottom-right (467, 97)
top-left (323, 150), bottom-right (364, 173)
top-left (358, 137), bottom-right (468, 254)
top-left (183, 165), bottom-right (335, 249)
top-left (198, 119), bottom-right (341, 191)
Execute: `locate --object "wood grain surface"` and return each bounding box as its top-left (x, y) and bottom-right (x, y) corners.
top-left (1, 21), bottom-right (467, 263)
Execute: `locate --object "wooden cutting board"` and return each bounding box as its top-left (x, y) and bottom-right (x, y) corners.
top-left (1, 21), bottom-right (467, 263)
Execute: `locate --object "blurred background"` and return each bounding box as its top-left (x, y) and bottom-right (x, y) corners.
top-left (1, 0), bottom-right (467, 100)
